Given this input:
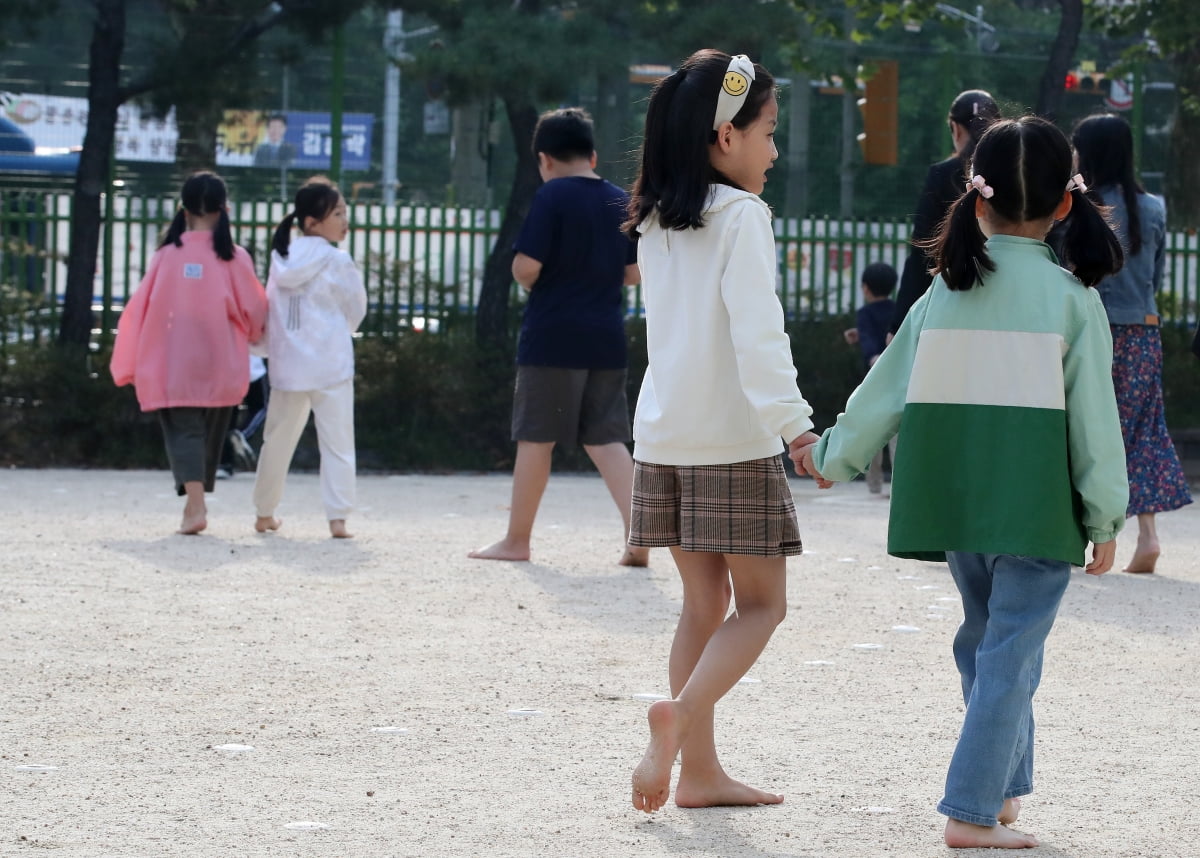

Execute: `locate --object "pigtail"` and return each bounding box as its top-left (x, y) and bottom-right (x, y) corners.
top-left (1058, 188), bottom-right (1124, 287)
top-left (272, 213), bottom-right (297, 258)
top-left (928, 189), bottom-right (994, 291)
top-left (158, 208), bottom-right (188, 250)
top-left (212, 208), bottom-right (235, 261)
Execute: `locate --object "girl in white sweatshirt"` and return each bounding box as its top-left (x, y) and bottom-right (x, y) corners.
top-left (252, 177), bottom-right (367, 538)
top-left (625, 50), bottom-right (823, 814)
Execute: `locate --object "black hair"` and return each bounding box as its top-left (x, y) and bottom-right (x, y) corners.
top-left (159, 170), bottom-right (235, 261)
top-left (271, 176), bottom-right (343, 257)
top-left (948, 89), bottom-right (1001, 164)
top-left (1072, 113), bottom-right (1143, 255)
top-left (861, 261), bottom-right (898, 298)
top-left (625, 48), bottom-right (776, 236)
top-left (930, 115), bottom-right (1123, 290)
top-left (532, 107), bottom-right (595, 162)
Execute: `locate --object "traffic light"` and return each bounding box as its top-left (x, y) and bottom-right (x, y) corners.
top-left (1064, 62), bottom-right (1110, 96)
top-left (857, 60), bottom-right (898, 166)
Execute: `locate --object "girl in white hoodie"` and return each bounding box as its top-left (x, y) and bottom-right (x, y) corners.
top-left (252, 177), bottom-right (367, 538)
top-left (625, 50), bottom-right (823, 813)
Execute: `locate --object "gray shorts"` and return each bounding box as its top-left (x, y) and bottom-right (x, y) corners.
top-left (511, 365), bottom-right (632, 447)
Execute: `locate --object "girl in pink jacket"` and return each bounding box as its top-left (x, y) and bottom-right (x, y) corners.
top-left (111, 171), bottom-right (267, 535)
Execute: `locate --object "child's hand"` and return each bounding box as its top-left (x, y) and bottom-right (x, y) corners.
top-left (788, 431), bottom-right (821, 453)
top-left (843, 328), bottom-right (859, 345)
top-left (1085, 540), bottom-right (1116, 575)
top-left (789, 441), bottom-right (833, 488)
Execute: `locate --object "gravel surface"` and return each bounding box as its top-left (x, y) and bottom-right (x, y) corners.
top-left (2, 468), bottom-right (1197, 857)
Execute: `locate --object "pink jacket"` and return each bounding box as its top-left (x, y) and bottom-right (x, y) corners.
top-left (111, 232), bottom-right (268, 411)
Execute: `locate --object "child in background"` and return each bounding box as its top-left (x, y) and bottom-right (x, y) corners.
top-left (469, 107), bottom-right (646, 566)
top-left (796, 116), bottom-right (1127, 848)
top-left (843, 262), bottom-right (897, 493)
top-left (218, 354), bottom-right (269, 478)
top-left (252, 177), bottom-right (366, 539)
top-left (111, 171), bottom-right (267, 535)
top-left (624, 50), bottom-right (823, 814)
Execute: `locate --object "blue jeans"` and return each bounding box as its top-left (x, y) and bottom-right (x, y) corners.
top-left (937, 552), bottom-right (1071, 827)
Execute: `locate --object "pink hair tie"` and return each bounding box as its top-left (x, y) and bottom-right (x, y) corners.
top-left (1067, 173), bottom-right (1087, 193)
top-left (968, 173), bottom-right (994, 199)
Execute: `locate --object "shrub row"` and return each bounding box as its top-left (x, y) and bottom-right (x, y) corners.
top-left (2, 319), bottom-right (1197, 472)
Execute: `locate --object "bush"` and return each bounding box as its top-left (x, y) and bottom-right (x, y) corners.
top-left (2, 319), bottom-right (1196, 472)
top-left (0, 344), bottom-right (162, 468)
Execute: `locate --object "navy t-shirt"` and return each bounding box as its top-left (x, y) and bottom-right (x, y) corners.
top-left (856, 298), bottom-right (895, 371)
top-left (513, 176), bottom-right (636, 369)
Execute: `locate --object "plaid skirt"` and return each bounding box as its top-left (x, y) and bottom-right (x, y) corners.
top-left (629, 456), bottom-right (803, 557)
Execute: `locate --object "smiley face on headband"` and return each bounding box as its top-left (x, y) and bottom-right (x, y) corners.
top-left (723, 71), bottom-right (749, 97)
top-left (713, 54), bottom-right (757, 131)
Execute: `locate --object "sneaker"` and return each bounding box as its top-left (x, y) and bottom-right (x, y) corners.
top-left (215, 466), bottom-right (233, 480)
top-left (228, 429), bottom-right (257, 470)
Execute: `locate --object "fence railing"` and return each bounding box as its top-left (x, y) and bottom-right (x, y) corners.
top-left (2, 190), bottom-right (1198, 350)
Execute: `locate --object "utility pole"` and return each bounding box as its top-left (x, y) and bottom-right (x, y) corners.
top-left (839, 7), bottom-right (855, 217)
top-left (382, 11), bottom-right (403, 206)
top-left (785, 23), bottom-right (811, 219)
top-left (382, 14), bottom-right (438, 206)
top-left (330, 23), bottom-right (345, 185)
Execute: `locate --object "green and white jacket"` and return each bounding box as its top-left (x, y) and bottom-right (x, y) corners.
top-left (813, 235), bottom-right (1128, 566)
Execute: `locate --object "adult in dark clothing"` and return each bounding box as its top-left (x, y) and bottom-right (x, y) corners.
top-left (888, 90), bottom-right (1001, 336)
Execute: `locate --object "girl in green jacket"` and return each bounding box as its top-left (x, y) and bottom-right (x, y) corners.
top-left (797, 116), bottom-right (1127, 849)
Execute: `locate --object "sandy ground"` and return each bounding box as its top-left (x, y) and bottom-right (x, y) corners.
top-left (1, 467), bottom-right (1197, 858)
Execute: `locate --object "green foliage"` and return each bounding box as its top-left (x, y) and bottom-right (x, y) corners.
top-left (0, 0), bottom-right (59, 47)
top-left (352, 331), bottom-right (517, 470)
top-left (1090, 0), bottom-right (1197, 61)
top-left (1161, 323), bottom-right (1200, 429)
top-left (0, 343), bottom-right (163, 467)
top-left (2, 316), bottom-right (1198, 470)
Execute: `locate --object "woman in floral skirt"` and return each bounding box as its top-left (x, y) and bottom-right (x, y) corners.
top-left (1073, 113), bottom-right (1192, 572)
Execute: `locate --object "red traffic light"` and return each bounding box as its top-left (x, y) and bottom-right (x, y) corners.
top-left (1064, 72), bottom-right (1079, 90)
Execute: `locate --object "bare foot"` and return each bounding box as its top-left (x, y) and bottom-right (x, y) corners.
top-left (619, 546), bottom-right (650, 567)
top-left (631, 700), bottom-right (684, 813)
top-left (329, 519), bottom-right (354, 539)
top-left (945, 819), bottom-right (1038, 849)
top-left (997, 797), bottom-right (1021, 826)
top-left (255, 515), bottom-right (282, 533)
top-left (1124, 547), bottom-right (1159, 574)
top-left (675, 769), bottom-right (783, 808)
top-left (468, 537), bottom-right (530, 561)
top-left (178, 509), bottom-right (207, 535)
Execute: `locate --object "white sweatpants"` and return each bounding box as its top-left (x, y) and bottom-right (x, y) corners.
top-left (252, 379), bottom-right (356, 521)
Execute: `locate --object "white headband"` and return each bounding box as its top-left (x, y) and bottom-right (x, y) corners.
top-left (713, 54), bottom-right (755, 131)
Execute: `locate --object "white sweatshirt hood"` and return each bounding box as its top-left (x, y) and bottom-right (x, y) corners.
top-left (271, 236), bottom-right (338, 292)
top-left (703, 183), bottom-right (770, 217)
top-left (637, 183), bottom-right (770, 234)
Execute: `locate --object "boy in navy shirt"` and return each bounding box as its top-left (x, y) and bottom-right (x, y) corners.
top-left (470, 108), bottom-right (647, 565)
top-left (844, 262), bottom-right (898, 493)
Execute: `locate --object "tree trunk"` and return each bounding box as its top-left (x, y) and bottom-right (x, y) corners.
top-left (474, 95), bottom-right (540, 348)
top-left (1165, 49), bottom-right (1200, 229)
top-left (1034, 0), bottom-right (1082, 120)
top-left (59, 0), bottom-right (125, 348)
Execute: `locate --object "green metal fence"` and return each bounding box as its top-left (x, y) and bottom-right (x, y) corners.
top-left (2, 190), bottom-right (1198, 351)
